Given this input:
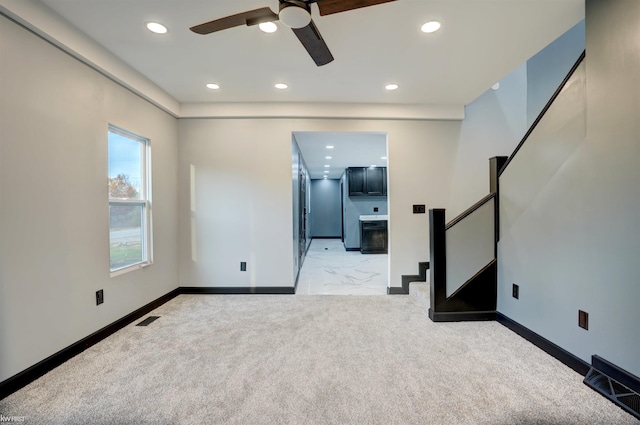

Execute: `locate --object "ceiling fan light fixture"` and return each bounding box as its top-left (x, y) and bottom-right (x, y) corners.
top-left (259, 21), bottom-right (278, 33)
top-left (279, 3), bottom-right (312, 29)
top-left (421, 21), bottom-right (441, 33)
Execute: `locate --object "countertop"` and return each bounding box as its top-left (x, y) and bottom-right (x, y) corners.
top-left (359, 215), bottom-right (389, 221)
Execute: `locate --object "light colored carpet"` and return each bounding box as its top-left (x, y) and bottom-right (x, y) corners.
top-left (0, 294), bottom-right (636, 424)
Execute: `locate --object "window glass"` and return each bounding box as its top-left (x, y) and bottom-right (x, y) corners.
top-left (108, 132), bottom-right (143, 199)
top-left (108, 125), bottom-right (151, 274)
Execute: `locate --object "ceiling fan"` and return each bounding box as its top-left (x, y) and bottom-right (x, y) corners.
top-left (190, 0), bottom-right (397, 66)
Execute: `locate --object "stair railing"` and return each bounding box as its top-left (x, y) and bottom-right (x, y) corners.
top-left (428, 156), bottom-right (506, 321)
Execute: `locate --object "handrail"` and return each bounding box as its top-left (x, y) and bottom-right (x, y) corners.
top-left (445, 193), bottom-right (495, 230)
top-left (499, 50), bottom-right (586, 177)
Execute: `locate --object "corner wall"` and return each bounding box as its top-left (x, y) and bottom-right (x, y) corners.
top-left (446, 64), bottom-right (527, 220)
top-left (0, 17), bottom-right (179, 382)
top-left (447, 21), bottom-right (585, 221)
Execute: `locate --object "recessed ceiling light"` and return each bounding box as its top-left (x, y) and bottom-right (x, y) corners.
top-left (325, 156), bottom-right (332, 159)
top-left (323, 176), bottom-right (328, 179)
top-left (326, 145), bottom-right (334, 149)
top-left (421, 21), bottom-right (441, 33)
top-left (370, 165), bottom-right (377, 168)
top-left (206, 83), bottom-right (220, 90)
top-left (275, 83), bottom-right (288, 90)
top-left (491, 82), bottom-right (501, 91)
top-left (324, 165), bottom-right (330, 168)
top-left (324, 170), bottom-right (330, 173)
top-left (381, 156), bottom-right (387, 160)
top-left (146, 22), bottom-right (168, 34)
top-left (385, 84), bottom-right (399, 91)
top-left (259, 21), bottom-right (278, 33)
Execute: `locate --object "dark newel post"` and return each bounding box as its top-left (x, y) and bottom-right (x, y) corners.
top-left (489, 156), bottom-right (507, 193)
top-left (428, 209), bottom-right (447, 321)
top-left (489, 156), bottom-right (508, 257)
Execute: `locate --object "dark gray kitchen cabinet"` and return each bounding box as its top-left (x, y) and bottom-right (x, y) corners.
top-left (360, 220), bottom-right (388, 254)
top-left (347, 167), bottom-right (367, 196)
top-left (347, 167), bottom-right (386, 196)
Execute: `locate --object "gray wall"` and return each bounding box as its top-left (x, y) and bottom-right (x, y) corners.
top-left (447, 64), bottom-right (526, 220)
top-left (498, 0), bottom-right (640, 376)
top-left (448, 20), bottom-right (585, 221)
top-left (0, 16), bottom-right (179, 382)
top-left (310, 179), bottom-right (342, 238)
top-left (527, 20), bottom-right (586, 126)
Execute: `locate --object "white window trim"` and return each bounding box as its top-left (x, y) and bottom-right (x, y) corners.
top-left (108, 124), bottom-right (153, 277)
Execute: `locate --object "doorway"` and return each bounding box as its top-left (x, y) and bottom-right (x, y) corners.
top-left (292, 131), bottom-right (389, 295)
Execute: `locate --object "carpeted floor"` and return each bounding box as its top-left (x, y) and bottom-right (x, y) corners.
top-left (0, 294), bottom-right (637, 424)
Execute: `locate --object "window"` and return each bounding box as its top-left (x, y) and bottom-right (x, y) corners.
top-left (108, 125), bottom-right (151, 274)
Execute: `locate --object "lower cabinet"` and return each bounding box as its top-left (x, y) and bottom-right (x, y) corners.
top-left (360, 220), bottom-right (388, 254)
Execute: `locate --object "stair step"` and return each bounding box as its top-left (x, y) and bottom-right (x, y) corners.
top-left (388, 262), bottom-right (430, 295)
top-left (409, 282), bottom-right (430, 313)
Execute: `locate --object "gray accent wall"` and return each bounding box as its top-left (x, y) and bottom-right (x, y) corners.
top-left (447, 21), bottom-right (586, 222)
top-left (0, 16), bottom-right (179, 383)
top-left (526, 20), bottom-right (585, 127)
top-left (498, 0), bottom-right (640, 376)
top-left (310, 179), bottom-right (341, 238)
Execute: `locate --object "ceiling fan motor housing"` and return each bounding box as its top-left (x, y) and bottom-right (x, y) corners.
top-left (279, 1), bottom-right (312, 29)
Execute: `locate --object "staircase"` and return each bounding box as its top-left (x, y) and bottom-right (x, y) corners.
top-left (387, 261), bottom-right (429, 294)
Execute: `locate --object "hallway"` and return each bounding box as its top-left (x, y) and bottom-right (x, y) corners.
top-left (296, 239), bottom-right (388, 295)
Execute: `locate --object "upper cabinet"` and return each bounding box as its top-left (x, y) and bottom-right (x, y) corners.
top-left (347, 167), bottom-right (387, 196)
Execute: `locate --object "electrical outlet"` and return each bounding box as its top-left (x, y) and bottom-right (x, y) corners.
top-left (96, 289), bottom-right (104, 306)
top-left (413, 204), bottom-right (426, 214)
top-left (512, 284), bottom-right (519, 299)
top-left (579, 310), bottom-right (589, 330)
top-left (240, 262), bottom-right (247, 272)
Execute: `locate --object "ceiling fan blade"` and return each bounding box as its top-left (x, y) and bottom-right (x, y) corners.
top-left (314, 0), bottom-right (397, 16)
top-left (190, 7), bottom-right (278, 34)
top-left (291, 19), bottom-right (334, 66)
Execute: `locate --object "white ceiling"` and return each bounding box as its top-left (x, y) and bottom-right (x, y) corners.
top-left (20, 0), bottom-right (584, 110)
top-left (1, 0), bottom-right (583, 178)
top-left (295, 132), bottom-right (387, 179)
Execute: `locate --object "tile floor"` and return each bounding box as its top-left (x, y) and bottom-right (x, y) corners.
top-left (295, 238), bottom-right (388, 295)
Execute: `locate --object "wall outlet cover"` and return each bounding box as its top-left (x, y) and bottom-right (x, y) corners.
top-left (579, 310), bottom-right (589, 330)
